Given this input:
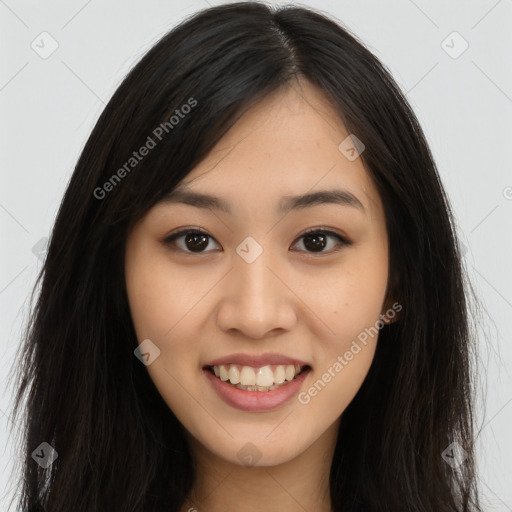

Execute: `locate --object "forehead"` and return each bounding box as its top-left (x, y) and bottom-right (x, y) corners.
top-left (168, 79), bottom-right (383, 219)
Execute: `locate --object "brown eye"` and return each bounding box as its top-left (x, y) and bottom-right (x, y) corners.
top-left (291, 229), bottom-right (350, 254)
top-left (303, 232), bottom-right (327, 252)
top-left (163, 227), bottom-right (350, 255)
top-left (164, 229), bottom-right (220, 253)
top-left (183, 232), bottom-right (209, 252)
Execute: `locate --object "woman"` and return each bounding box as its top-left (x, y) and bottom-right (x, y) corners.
top-left (10, 2), bottom-right (481, 511)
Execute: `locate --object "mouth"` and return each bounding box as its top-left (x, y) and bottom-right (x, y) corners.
top-left (206, 363), bottom-right (311, 392)
top-left (202, 353), bottom-right (312, 411)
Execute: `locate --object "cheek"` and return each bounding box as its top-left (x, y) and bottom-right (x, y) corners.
top-left (126, 263), bottom-right (171, 342)
top-left (299, 242), bottom-right (387, 405)
top-left (125, 243), bottom-right (205, 423)
top-left (125, 238), bottom-right (208, 341)
top-left (125, 238), bottom-right (214, 399)
top-left (308, 243), bottom-right (389, 345)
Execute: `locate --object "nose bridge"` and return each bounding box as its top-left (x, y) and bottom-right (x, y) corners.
top-left (234, 242), bottom-right (279, 312)
top-left (215, 238), bottom-right (296, 337)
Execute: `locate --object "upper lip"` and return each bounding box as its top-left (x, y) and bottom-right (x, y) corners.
top-left (204, 352), bottom-right (310, 368)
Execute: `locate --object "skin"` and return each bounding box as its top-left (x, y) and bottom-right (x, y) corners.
top-left (125, 78), bottom-right (397, 512)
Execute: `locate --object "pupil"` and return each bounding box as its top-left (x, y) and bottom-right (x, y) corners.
top-left (186, 233), bottom-right (208, 252)
top-left (304, 233), bottom-right (326, 252)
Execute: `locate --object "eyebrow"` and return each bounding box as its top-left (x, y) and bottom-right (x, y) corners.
top-left (161, 187), bottom-right (365, 215)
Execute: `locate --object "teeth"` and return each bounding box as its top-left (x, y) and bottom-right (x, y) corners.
top-left (274, 365), bottom-right (285, 384)
top-left (228, 365), bottom-right (240, 384)
top-left (240, 366), bottom-right (256, 386)
top-left (219, 365), bottom-right (229, 381)
top-left (212, 363), bottom-right (305, 390)
top-left (256, 366), bottom-right (273, 387)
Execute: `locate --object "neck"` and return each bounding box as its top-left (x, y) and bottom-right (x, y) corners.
top-left (181, 420), bottom-right (339, 512)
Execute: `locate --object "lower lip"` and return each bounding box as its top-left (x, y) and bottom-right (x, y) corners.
top-left (203, 367), bottom-right (311, 412)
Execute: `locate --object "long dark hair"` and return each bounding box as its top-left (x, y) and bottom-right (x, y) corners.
top-left (8, 2), bottom-right (481, 511)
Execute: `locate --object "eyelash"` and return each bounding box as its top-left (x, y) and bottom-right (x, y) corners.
top-left (162, 227), bottom-right (352, 255)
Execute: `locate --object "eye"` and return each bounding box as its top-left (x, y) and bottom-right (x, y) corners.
top-left (290, 228), bottom-right (351, 254)
top-left (163, 228), bottom-right (221, 253)
top-left (162, 227), bottom-right (351, 254)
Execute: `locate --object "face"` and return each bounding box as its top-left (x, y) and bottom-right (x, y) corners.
top-left (125, 79), bottom-right (393, 467)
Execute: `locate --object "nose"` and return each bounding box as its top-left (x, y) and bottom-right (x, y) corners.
top-left (215, 247), bottom-right (298, 339)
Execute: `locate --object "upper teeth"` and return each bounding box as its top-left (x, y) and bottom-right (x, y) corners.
top-left (213, 364), bottom-right (303, 387)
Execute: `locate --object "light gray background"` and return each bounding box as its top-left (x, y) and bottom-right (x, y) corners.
top-left (1, 0), bottom-right (511, 510)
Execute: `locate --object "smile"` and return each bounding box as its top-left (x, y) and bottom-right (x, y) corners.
top-left (209, 364), bottom-right (308, 391)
